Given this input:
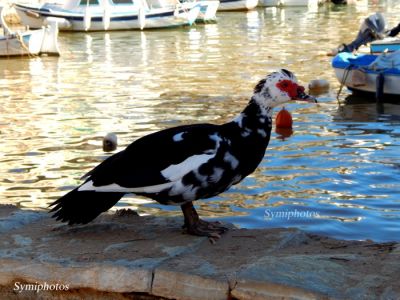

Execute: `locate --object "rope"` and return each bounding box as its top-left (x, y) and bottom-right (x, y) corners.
top-left (16, 32), bottom-right (38, 58)
top-left (336, 64), bottom-right (353, 105)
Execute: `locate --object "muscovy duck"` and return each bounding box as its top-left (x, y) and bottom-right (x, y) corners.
top-left (50, 69), bottom-right (316, 239)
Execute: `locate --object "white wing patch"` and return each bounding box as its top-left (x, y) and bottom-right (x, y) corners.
top-left (162, 133), bottom-right (222, 182)
top-left (161, 153), bottom-right (214, 182)
top-left (168, 180), bottom-right (199, 199)
top-left (78, 180), bottom-right (175, 193)
top-left (79, 132), bottom-right (223, 199)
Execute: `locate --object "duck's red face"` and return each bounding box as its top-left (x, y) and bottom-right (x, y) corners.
top-left (276, 80), bottom-right (300, 99)
top-left (276, 80), bottom-right (314, 101)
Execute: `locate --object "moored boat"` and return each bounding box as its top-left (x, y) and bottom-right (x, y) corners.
top-left (0, 4), bottom-right (60, 57)
top-left (13, 0), bottom-right (202, 31)
top-left (332, 51), bottom-right (400, 99)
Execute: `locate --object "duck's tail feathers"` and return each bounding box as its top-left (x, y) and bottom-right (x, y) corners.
top-left (49, 188), bottom-right (125, 225)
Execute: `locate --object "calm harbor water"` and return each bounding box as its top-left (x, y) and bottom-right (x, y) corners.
top-left (1, 1), bottom-right (400, 242)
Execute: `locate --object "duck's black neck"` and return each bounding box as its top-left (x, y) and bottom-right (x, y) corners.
top-left (220, 97), bottom-right (273, 178)
top-left (230, 98), bottom-right (273, 136)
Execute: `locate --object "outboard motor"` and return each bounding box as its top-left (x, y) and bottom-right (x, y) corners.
top-left (339, 12), bottom-right (387, 52)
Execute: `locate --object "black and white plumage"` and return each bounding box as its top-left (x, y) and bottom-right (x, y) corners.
top-left (50, 69), bottom-right (316, 238)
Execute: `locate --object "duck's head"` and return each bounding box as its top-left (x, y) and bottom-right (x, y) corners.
top-left (252, 69), bottom-right (317, 108)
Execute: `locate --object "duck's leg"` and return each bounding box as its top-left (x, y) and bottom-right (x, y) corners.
top-left (180, 202), bottom-right (228, 239)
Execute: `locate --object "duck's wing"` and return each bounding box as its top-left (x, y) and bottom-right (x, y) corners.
top-left (49, 123), bottom-right (226, 224)
top-left (78, 123), bottom-right (224, 193)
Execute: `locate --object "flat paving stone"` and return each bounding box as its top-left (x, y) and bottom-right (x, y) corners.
top-left (0, 205), bottom-right (398, 299)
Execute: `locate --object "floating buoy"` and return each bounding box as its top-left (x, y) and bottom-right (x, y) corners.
top-left (308, 79), bottom-right (330, 95)
top-left (275, 127), bottom-right (293, 140)
top-left (275, 107), bottom-right (293, 129)
top-left (103, 133), bottom-right (118, 152)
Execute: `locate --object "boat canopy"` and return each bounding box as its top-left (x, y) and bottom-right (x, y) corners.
top-left (332, 52), bottom-right (400, 75)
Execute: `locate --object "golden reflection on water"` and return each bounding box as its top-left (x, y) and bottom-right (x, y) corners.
top-left (1, 1), bottom-right (400, 241)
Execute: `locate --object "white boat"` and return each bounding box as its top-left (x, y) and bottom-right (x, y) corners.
top-left (13, 0), bottom-right (202, 31)
top-left (332, 52), bottom-right (400, 99)
top-left (258, 0), bottom-right (324, 6)
top-left (218, 0), bottom-right (258, 11)
top-left (0, 5), bottom-right (60, 57)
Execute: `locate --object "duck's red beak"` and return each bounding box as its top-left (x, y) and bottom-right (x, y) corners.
top-left (293, 86), bottom-right (318, 103)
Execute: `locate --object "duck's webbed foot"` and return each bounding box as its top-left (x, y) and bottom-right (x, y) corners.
top-left (180, 202), bottom-right (228, 243)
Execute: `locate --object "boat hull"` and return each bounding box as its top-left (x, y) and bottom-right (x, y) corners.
top-left (333, 67), bottom-right (400, 96)
top-left (258, 0), bottom-right (279, 6)
top-left (0, 27), bottom-right (60, 57)
top-left (259, 0), bottom-right (324, 6)
top-left (370, 38), bottom-right (400, 54)
top-left (218, 0), bottom-right (258, 11)
top-left (0, 26), bottom-right (60, 57)
top-left (0, 31), bottom-right (42, 57)
top-left (14, 4), bottom-right (199, 31)
top-left (332, 53), bottom-right (400, 98)
top-left (281, 0), bottom-right (324, 5)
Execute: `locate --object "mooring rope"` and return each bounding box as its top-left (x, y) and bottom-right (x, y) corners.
top-left (336, 64), bottom-right (354, 105)
top-left (16, 32), bottom-right (38, 58)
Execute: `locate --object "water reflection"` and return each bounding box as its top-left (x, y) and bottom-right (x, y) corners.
top-left (0, 2), bottom-right (400, 242)
top-left (336, 95), bottom-right (400, 122)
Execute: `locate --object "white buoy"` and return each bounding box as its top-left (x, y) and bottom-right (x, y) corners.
top-left (308, 79), bottom-right (330, 94)
top-left (103, 133), bottom-right (118, 152)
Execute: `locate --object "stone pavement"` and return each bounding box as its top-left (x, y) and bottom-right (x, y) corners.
top-left (0, 204), bottom-right (399, 299)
